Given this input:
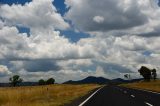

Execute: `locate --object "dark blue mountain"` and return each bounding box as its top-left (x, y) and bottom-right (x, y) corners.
top-left (0, 82), bottom-right (38, 87)
top-left (63, 76), bottom-right (110, 84)
top-left (63, 76), bottom-right (143, 84)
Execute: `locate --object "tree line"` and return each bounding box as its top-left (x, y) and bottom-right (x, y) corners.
top-left (9, 65), bottom-right (158, 87)
top-left (124, 66), bottom-right (157, 81)
top-left (38, 78), bottom-right (55, 85)
top-left (138, 66), bottom-right (157, 81)
top-left (9, 75), bottom-right (55, 87)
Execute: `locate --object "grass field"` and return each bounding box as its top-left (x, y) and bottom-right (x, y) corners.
top-left (121, 80), bottom-right (160, 92)
top-left (0, 84), bottom-right (100, 106)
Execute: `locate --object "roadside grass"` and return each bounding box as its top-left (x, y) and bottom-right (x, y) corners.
top-left (0, 84), bottom-right (101, 106)
top-left (121, 79), bottom-right (160, 92)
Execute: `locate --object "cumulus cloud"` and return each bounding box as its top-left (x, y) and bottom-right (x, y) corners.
top-left (0, 26), bottom-right (95, 61)
top-left (0, 65), bottom-right (12, 76)
top-left (65, 0), bottom-right (148, 32)
top-left (1, 24), bottom-right (160, 81)
top-left (0, 0), bottom-right (96, 82)
top-left (0, 0), bottom-right (69, 33)
top-left (77, 35), bottom-right (160, 74)
top-left (0, 0), bottom-right (160, 82)
top-left (93, 16), bottom-right (104, 24)
top-left (65, 0), bottom-right (160, 37)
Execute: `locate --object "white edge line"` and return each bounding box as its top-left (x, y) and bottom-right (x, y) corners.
top-left (131, 95), bottom-right (135, 98)
top-left (79, 87), bottom-right (103, 106)
top-left (145, 102), bottom-right (153, 106)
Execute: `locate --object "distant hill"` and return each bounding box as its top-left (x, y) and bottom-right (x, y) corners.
top-left (0, 83), bottom-right (10, 87)
top-left (0, 82), bottom-right (38, 87)
top-left (19, 82), bottom-right (38, 86)
top-left (111, 78), bottom-right (143, 83)
top-left (111, 78), bottom-right (129, 83)
top-left (63, 76), bottom-right (110, 84)
top-left (0, 77), bottom-right (143, 87)
top-left (63, 76), bottom-right (143, 84)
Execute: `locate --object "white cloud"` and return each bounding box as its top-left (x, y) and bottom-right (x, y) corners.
top-left (93, 16), bottom-right (104, 24)
top-left (0, 65), bottom-right (12, 75)
top-left (0, 0), bottom-right (160, 82)
top-left (1, 24), bottom-right (160, 81)
top-left (0, 26), bottom-right (95, 61)
top-left (65, 0), bottom-right (160, 37)
top-left (77, 35), bottom-right (160, 75)
top-left (0, 0), bottom-right (69, 33)
top-left (94, 66), bottom-right (106, 77)
top-left (65, 0), bottom-right (148, 32)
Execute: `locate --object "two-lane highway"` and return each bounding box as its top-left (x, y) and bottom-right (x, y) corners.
top-left (79, 85), bottom-right (160, 106)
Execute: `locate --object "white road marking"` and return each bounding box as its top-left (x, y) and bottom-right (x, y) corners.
top-left (145, 102), bottom-right (153, 106)
top-left (123, 87), bottom-right (160, 95)
top-left (124, 91), bottom-right (127, 93)
top-left (131, 95), bottom-right (135, 98)
top-left (79, 87), bottom-right (103, 106)
top-left (139, 89), bottom-right (160, 95)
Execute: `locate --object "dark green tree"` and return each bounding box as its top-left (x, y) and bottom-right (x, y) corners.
top-left (124, 74), bottom-right (131, 80)
top-left (151, 69), bottom-right (157, 80)
top-left (138, 66), bottom-right (151, 81)
top-left (46, 78), bottom-right (55, 85)
top-left (9, 75), bottom-right (23, 87)
top-left (38, 79), bottom-right (46, 85)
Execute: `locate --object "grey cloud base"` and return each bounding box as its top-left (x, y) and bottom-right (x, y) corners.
top-left (65, 0), bottom-right (148, 32)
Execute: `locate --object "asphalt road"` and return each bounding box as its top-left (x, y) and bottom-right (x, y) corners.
top-left (79, 85), bottom-right (160, 106)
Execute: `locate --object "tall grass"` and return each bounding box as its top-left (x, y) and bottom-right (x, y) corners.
top-left (121, 80), bottom-right (160, 92)
top-left (0, 84), bottom-right (100, 106)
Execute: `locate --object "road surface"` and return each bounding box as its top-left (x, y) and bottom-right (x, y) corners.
top-left (79, 85), bottom-right (160, 106)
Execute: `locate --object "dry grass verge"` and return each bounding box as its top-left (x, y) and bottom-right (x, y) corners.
top-left (121, 80), bottom-right (160, 92)
top-left (0, 84), bottom-right (101, 106)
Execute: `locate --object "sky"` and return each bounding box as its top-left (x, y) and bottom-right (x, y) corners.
top-left (0, 0), bottom-right (160, 83)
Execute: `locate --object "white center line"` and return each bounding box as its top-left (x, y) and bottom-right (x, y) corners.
top-left (145, 102), bottom-right (153, 106)
top-left (131, 95), bottom-right (135, 98)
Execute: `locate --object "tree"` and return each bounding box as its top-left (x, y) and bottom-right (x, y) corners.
top-left (151, 69), bottom-right (157, 80)
top-left (46, 78), bottom-right (55, 85)
top-left (9, 75), bottom-right (23, 87)
top-left (138, 66), bottom-right (151, 81)
top-left (38, 79), bottom-right (46, 85)
top-left (124, 74), bottom-right (131, 80)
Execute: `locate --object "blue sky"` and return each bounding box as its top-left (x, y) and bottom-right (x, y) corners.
top-left (0, 0), bottom-right (32, 5)
top-left (54, 0), bottom-right (90, 42)
top-left (0, 0), bottom-right (160, 82)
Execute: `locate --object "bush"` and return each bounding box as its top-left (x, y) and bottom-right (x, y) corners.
top-left (46, 78), bottom-right (55, 85)
top-left (138, 66), bottom-right (151, 81)
top-left (138, 66), bottom-right (157, 81)
top-left (38, 78), bottom-right (55, 85)
top-left (9, 75), bottom-right (23, 87)
top-left (38, 79), bottom-right (46, 85)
